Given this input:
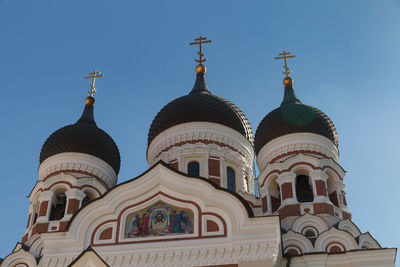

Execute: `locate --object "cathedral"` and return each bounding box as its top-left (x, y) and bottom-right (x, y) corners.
top-left (0, 37), bottom-right (396, 267)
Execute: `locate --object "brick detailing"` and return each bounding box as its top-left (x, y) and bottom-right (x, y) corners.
top-left (206, 220), bottom-right (219, 232)
top-left (39, 201), bottom-right (49, 217)
top-left (59, 221), bottom-right (68, 231)
top-left (329, 191), bottom-right (339, 207)
top-left (341, 191), bottom-right (347, 206)
top-left (99, 227), bottom-right (113, 240)
top-left (329, 246), bottom-right (342, 253)
top-left (170, 161), bottom-right (178, 170)
top-left (209, 177), bottom-right (221, 186)
top-left (278, 204), bottom-right (300, 219)
top-left (313, 202), bottom-right (334, 216)
top-left (43, 170), bottom-right (109, 190)
top-left (155, 139), bottom-right (245, 159)
top-left (260, 161), bottom-right (343, 188)
top-left (208, 159), bottom-right (220, 177)
top-left (26, 214), bottom-right (31, 229)
top-left (287, 249), bottom-right (299, 256)
top-left (271, 196), bottom-right (281, 213)
top-left (31, 223), bottom-right (49, 235)
top-left (281, 183), bottom-right (293, 200)
top-left (262, 196), bottom-right (268, 213)
top-left (270, 150), bottom-right (329, 163)
top-left (342, 211), bottom-right (352, 220)
top-left (67, 199), bottom-right (80, 214)
top-left (22, 233), bottom-right (28, 243)
top-left (315, 180), bottom-right (327, 196)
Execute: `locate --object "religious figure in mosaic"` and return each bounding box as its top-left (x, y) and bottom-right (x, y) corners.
top-left (124, 201), bottom-right (194, 238)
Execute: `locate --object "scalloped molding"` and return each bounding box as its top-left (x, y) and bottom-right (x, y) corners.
top-left (257, 133), bottom-right (339, 172)
top-left (38, 153), bottom-right (117, 189)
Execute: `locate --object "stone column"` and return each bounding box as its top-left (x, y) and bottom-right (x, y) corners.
top-left (276, 172), bottom-right (297, 206)
top-left (310, 170), bottom-right (329, 203)
top-left (36, 191), bottom-right (53, 223)
top-left (65, 189), bottom-right (87, 219)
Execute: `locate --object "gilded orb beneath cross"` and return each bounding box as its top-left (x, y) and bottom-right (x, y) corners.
top-left (196, 64), bottom-right (206, 73)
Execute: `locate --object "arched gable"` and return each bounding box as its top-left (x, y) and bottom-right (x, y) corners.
top-left (38, 162), bottom-right (281, 266)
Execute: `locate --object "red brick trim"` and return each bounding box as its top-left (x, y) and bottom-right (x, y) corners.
top-left (313, 202), bottom-right (334, 216)
top-left (39, 201), bottom-right (49, 217)
top-left (261, 196), bottom-right (268, 212)
top-left (315, 180), bottom-right (327, 196)
top-left (326, 241), bottom-right (345, 253)
top-left (59, 221), bottom-right (68, 231)
top-left (67, 199), bottom-right (80, 215)
top-left (91, 192), bottom-right (227, 247)
top-left (43, 170), bottom-right (110, 190)
top-left (283, 244), bottom-right (303, 255)
top-left (260, 162), bottom-right (342, 188)
top-left (278, 204), bottom-right (300, 220)
top-left (271, 150), bottom-right (329, 163)
top-left (26, 214), bottom-right (31, 229)
top-left (14, 263), bottom-right (29, 267)
top-left (22, 233), bottom-right (28, 243)
top-left (31, 223), bottom-right (49, 235)
top-left (208, 159), bottom-right (220, 177)
top-left (99, 227), bottom-right (113, 240)
top-left (209, 177), bottom-right (221, 186)
top-left (281, 183), bottom-right (293, 200)
top-left (206, 220), bottom-right (219, 232)
top-left (37, 181), bottom-right (102, 196)
top-left (155, 139), bottom-right (245, 159)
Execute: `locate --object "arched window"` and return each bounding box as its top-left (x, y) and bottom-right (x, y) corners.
top-left (49, 191), bottom-right (67, 221)
top-left (227, 167), bottom-right (235, 192)
top-left (304, 229), bottom-right (317, 238)
top-left (327, 175), bottom-right (339, 207)
top-left (296, 175), bottom-right (314, 203)
top-left (187, 161), bottom-right (200, 177)
top-left (269, 177), bottom-right (281, 213)
top-left (81, 190), bottom-right (96, 208)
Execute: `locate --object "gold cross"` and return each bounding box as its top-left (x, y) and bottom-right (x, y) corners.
top-left (275, 51), bottom-right (296, 77)
top-left (189, 36), bottom-right (212, 64)
top-left (84, 70), bottom-right (104, 97)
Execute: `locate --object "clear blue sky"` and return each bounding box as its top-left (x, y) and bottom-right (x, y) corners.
top-left (0, 0), bottom-right (399, 258)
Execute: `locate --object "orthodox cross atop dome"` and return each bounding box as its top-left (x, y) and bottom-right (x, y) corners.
top-left (84, 70), bottom-right (104, 97)
top-left (190, 36), bottom-right (212, 73)
top-left (275, 51), bottom-right (296, 77)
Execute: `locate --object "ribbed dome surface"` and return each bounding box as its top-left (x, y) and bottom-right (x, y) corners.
top-left (40, 99), bottom-right (121, 174)
top-left (148, 72), bottom-right (253, 146)
top-left (255, 79), bottom-right (338, 155)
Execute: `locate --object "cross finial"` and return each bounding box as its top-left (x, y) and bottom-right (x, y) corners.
top-left (84, 70), bottom-right (104, 97)
top-left (189, 36), bottom-right (212, 64)
top-left (275, 51), bottom-right (296, 77)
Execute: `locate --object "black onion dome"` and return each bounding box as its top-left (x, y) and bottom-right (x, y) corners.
top-left (255, 77), bottom-right (338, 155)
top-left (148, 71), bottom-right (253, 146)
top-left (40, 97), bottom-right (121, 174)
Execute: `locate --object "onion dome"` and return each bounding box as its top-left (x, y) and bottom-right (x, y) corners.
top-left (254, 77), bottom-right (338, 155)
top-left (148, 65), bottom-right (253, 146)
top-left (40, 96), bottom-right (121, 174)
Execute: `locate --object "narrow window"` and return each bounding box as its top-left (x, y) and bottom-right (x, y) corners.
top-left (227, 167), bottom-right (235, 192)
top-left (49, 193), bottom-right (66, 221)
top-left (187, 161), bottom-right (200, 177)
top-left (81, 191), bottom-right (96, 208)
top-left (296, 175), bottom-right (314, 202)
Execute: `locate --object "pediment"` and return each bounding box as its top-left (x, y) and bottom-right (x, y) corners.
top-left (40, 162), bottom-right (281, 266)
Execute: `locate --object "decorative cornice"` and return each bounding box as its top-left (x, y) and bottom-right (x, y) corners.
top-left (38, 153), bottom-right (117, 189)
top-left (147, 122), bottom-right (254, 166)
top-left (257, 133), bottom-right (339, 172)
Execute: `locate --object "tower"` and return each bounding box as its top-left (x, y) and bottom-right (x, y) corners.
top-left (147, 36), bottom-right (255, 194)
top-left (22, 72), bottom-right (120, 254)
